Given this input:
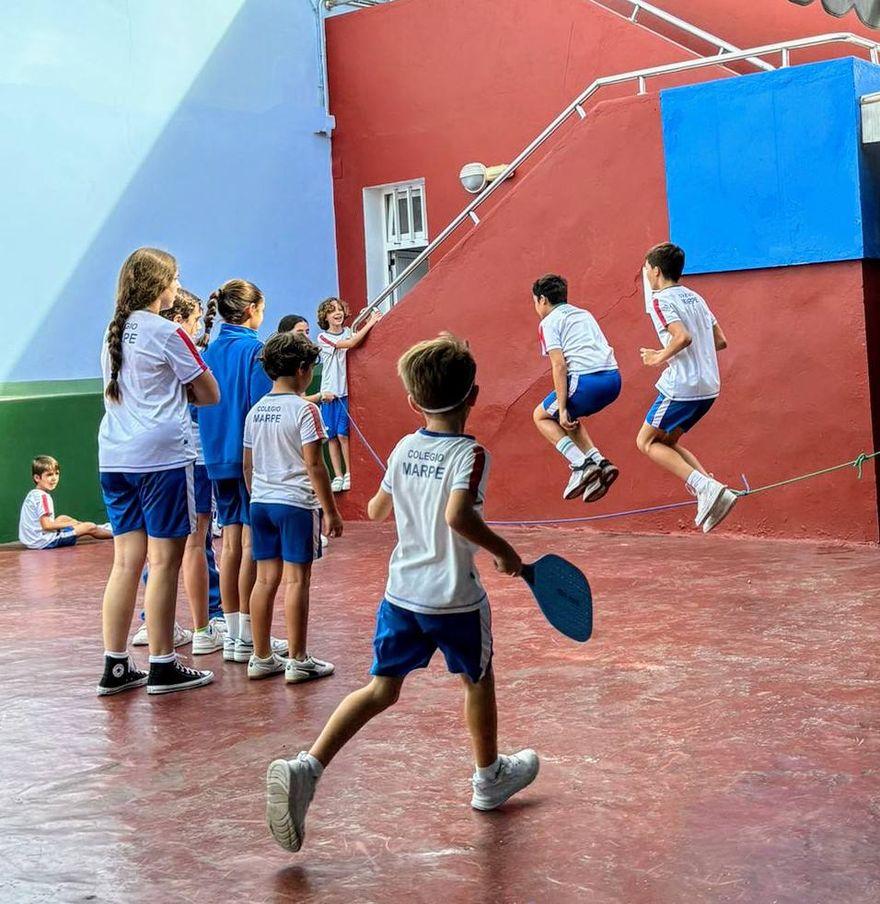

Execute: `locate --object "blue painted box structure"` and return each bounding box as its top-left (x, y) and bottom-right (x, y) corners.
top-left (661, 58), bottom-right (880, 273)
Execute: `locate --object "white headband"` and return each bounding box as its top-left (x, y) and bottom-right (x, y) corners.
top-left (418, 383), bottom-right (475, 414)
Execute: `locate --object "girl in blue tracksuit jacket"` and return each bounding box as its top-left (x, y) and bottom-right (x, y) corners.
top-left (199, 279), bottom-right (280, 663)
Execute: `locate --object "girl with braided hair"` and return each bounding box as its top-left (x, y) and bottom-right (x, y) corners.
top-left (97, 248), bottom-right (219, 697)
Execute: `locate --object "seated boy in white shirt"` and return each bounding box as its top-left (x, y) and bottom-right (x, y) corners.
top-left (19, 455), bottom-right (112, 549)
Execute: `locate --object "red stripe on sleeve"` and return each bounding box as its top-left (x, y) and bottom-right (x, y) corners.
top-left (468, 446), bottom-right (486, 498)
top-left (307, 403), bottom-right (326, 439)
top-left (538, 323), bottom-right (546, 355)
top-left (176, 328), bottom-right (207, 370)
top-left (652, 298), bottom-right (668, 329)
top-left (41, 493), bottom-right (50, 515)
top-left (318, 335), bottom-right (336, 347)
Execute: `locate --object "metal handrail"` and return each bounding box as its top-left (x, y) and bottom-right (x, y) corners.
top-left (590, 0), bottom-right (774, 72)
top-left (353, 32), bottom-right (880, 328)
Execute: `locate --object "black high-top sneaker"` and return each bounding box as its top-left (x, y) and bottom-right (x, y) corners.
top-left (96, 654), bottom-right (148, 697)
top-left (147, 656), bottom-right (214, 696)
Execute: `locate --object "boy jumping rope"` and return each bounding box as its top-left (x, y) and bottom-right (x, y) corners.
top-left (532, 274), bottom-right (622, 502)
top-left (637, 242), bottom-right (736, 532)
top-left (265, 333), bottom-right (539, 853)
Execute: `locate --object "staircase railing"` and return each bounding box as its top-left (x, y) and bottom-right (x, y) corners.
top-left (353, 32), bottom-right (880, 329)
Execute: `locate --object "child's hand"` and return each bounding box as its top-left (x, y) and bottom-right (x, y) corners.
top-left (368, 310), bottom-right (382, 326)
top-left (640, 347), bottom-right (664, 367)
top-left (493, 544), bottom-right (522, 577)
top-left (325, 512), bottom-right (344, 538)
top-left (321, 391), bottom-right (337, 402)
top-left (559, 408), bottom-right (578, 431)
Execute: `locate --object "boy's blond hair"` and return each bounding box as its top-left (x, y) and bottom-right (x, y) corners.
top-left (32, 455), bottom-right (59, 483)
top-left (397, 333), bottom-right (476, 413)
top-left (316, 297), bottom-right (349, 331)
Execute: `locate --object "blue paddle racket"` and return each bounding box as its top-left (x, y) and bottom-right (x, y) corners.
top-left (521, 554), bottom-right (592, 642)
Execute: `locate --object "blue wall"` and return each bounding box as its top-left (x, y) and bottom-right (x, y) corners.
top-left (661, 58), bottom-right (880, 274)
top-left (0, 0), bottom-right (338, 383)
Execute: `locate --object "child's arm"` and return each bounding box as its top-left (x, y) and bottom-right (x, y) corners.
top-left (187, 370), bottom-right (220, 406)
top-left (367, 488), bottom-right (393, 521)
top-left (547, 349), bottom-right (577, 430)
top-left (40, 514), bottom-right (77, 531)
top-left (303, 390), bottom-right (335, 404)
top-left (445, 489), bottom-right (522, 576)
top-left (713, 322), bottom-right (728, 351)
top-left (329, 311), bottom-right (381, 350)
top-left (640, 321), bottom-right (692, 367)
top-left (303, 442), bottom-right (343, 537)
top-left (243, 447), bottom-right (254, 495)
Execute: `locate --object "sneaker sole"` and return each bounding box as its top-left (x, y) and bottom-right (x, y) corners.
top-left (266, 759), bottom-right (303, 852)
top-left (173, 638), bottom-right (193, 648)
top-left (470, 759), bottom-right (541, 811)
top-left (223, 649), bottom-right (236, 661)
top-left (703, 492), bottom-right (738, 533)
top-left (192, 643), bottom-right (224, 655)
top-left (695, 483), bottom-right (726, 527)
top-left (233, 649), bottom-right (254, 663)
top-left (131, 637), bottom-right (149, 646)
top-left (147, 673), bottom-right (214, 695)
top-left (563, 465), bottom-right (600, 501)
top-left (285, 667), bottom-right (335, 684)
top-left (96, 676), bottom-right (148, 697)
top-left (249, 667), bottom-right (287, 680)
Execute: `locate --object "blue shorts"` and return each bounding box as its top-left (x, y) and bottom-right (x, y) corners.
top-left (193, 464), bottom-right (212, 515)
top-left (44, 526), bottom-right (77, 549)
top-left (100, 466), bottom-right (195, 539)
top-left (645, 394), bottom-right (716, 434)
top-left (370, 598), bottom-right (493, 684)
top-left (213, 477), bottom-right (250, 527)
top-left (322, 396), bottom-right (349, 439)
top-left (250, 502), bottom-right (323, 564)
top-left (542, 369), bottom-right (621, 421)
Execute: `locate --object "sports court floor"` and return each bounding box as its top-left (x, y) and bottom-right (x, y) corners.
top-left (1, 523), bottom-right (878, 903)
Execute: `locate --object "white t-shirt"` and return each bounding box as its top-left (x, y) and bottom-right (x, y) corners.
top-left (648, 285), bottom-right (720, 401)
top-left (189, 406), bottom-right (204, 466)
top-left (317, 328), bottom-right (352, 398)
top-left (99, 310), bottom-right (207, 472)
top-left (243, 393), bottom-right (327, 509)
top-left (538, 303), bottom-right (617, 379)
top-left (19, 489), bottom-right (59, 549)
top-left (381, 429), bottom-right (490, 615)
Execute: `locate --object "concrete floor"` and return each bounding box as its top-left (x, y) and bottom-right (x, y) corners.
top-left (1, 523), bottom-right (878, 903)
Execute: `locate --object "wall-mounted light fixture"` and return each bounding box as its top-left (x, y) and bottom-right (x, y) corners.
top-left (459, 162), bottom-right (515, 194)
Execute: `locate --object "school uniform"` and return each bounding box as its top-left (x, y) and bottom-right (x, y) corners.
top-left (645, 285), bottom-right (720, 433)
top-left (18, 489), bottom-right (76, 549)
top-left (538, 304), bottom-right (621, 419)
top-left (98, 310), bottom-right (205, 538)
top-left (316, 327), bottom-right (351, 438)
top-left (371, 429), bottom-right (493, 684)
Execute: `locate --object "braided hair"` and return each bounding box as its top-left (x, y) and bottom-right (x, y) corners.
top-left (105, 248), bottom-right (177, 403)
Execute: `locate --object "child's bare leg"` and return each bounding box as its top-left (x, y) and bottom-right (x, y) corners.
top-left (327, 438), bottom-right (343, 479)
top-left (89, 524), bottom-right (113, 540)
top-left (461, 668), bottom-right (499, 768)
top-left (251, 559), bottom-right (283, 658)
top-left (283, 562), bottom-right (312, 660)
top-left (102, 531), bottom-right (148, 651)
top-left (636, 423), bottom-right (694, 482)
top-left (239, 524), bottom-right (256, 616)
top-left (338, 434), bottom-right (351, 473)
top-left (533, 405), bottom-right (597, 459)
top-left (309, 676), bottom-right (404, 767)
top-left (182, 513), bottom-right (211, 629)
top-left (144, 536), bottom-right (187, 657)
top-left (220, 524), bottom-right (243, 614)
top-left (672, 441), bottom-right (708, 477)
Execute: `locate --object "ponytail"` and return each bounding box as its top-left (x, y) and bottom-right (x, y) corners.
top-left (201, 291), bottom-right (219, 348)
top-left (212, 279), bottom-right (264, 325)
top-left (104, 303), bottom-right (131, 403)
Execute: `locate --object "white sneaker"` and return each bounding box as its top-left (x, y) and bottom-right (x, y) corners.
top-left (285, 654), bottom-right (335, 684)
top-left (192, 624), bottom-right (224, 655)
top-left (223, 635), bottom-right (237, 662)
top-left (470, 749), bottom-right (540, 810)
top-left (131, 621), bottom-right (149, 646)
top-left (266, 751), bottom-right (320, 852)
top-left (341, 473), bottom-right (351, 491)
top-left (694, 478), bottom-right (726, 527)
top-left (702, 488), bottom-right (738, 533)
top-left (209, 616), bottom-right (228, 636)
top-left (320, 534), bottom-right (329, 549)
top-left (248, 652), bottom-right (288, 680)
top-left (234, 636), bottom-right (288, 663)
top-left (172, 622), bottom-right (193, 648)
top-left (331, 476), bottom-right (344, 493)
top-left (563, 461), bottom-right (599, 500)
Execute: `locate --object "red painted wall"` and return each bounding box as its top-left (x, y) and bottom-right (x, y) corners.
top-left (326, 0), bottom-right (732, 310)
top-left (339, 90), bottom-right (878, 542)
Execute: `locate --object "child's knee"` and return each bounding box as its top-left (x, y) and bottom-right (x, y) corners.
top-left (368, 677), bottom-right (401, 708)
top-left (532, 403), bottom-right (549, 425)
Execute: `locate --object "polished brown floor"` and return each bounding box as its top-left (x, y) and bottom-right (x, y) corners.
top-left (1, 524), bottom-right (878, 903)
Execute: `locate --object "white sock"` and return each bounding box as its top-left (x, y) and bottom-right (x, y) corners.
top-left (584, 446), bottom-right (603, 466)
top-left (239, 613), bottom-right (253, 643)
top-left (149, 651), bottom-right (176, 665)
top-left (555, 437), bottom-right (586, 467)
top-left (476, 757), bottom-right (501, 781)
top-left (686, 470), bottom-right (710, 494)
top-left (104, 650), bottom-right (128, 660)
top-left (303, 753), bottom-right (324, 776)
top-left (224, 611), bottom-right (240, 638)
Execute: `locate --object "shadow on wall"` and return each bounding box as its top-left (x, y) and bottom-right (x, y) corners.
top-left (788, 0), bottom-right (880, 29)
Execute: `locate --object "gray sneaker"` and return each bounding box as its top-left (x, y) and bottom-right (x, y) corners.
top-left (563, 462), bottom-right (599, 500)
top-left (695, 478), bottom-right (726, 527)
top-left (285, 655), bottom-right (335, 684)
top-left (248, 652), bottom-right (287, 680)
top-left (470, 749), bottom-right (540, 811)
top-left (266, 752), bottom-right (320, 852)
top-left (702, 488), bottom-right (738, 533)
top-left (236, 636), bottom-right (288, 663)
